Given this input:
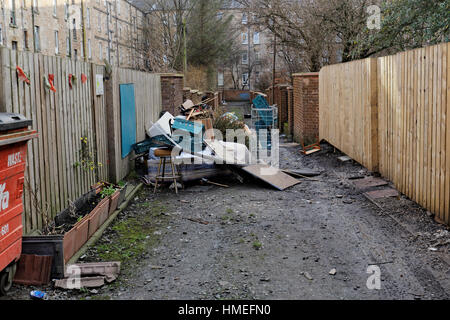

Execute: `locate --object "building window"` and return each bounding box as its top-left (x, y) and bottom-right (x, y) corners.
top-left (10, 0), bottom-right (17, 25)
top-left (116, 0), bottom-right (120, 15)
top-left (217, 11), bottom-right (223, 20)
top-left (99, 43), bottom-right (102, 60)
top-left (218, 72), bottom-right (224, 87)
top-left (64, 1), bottom-right (68, 20)
top-left (73, 18), bottom-right (77, 41)
top-left (12, 41), bottom-right (18, 50)
top-left (255, 52), bottom-right (260, 61)
top-left (107, 3), bottom-right (111, 23)
top-left (74, 49), bottom-right (77, 60)
top-left (98, 14), bottom-right (101, 32)
top-left (66, 36), bottom-right (70, 56)
top-left (23, 30), bottom-right (28, 49)
top-left (241, 32), bottom-right (248, 45)
top-left (88, 39), bottom-right (91, 59)
top-left (32, 0), bottom-right (38, 12)
top-left (253, 32), bottom-right (260, 45)
top-left (34, 26), bottom-right (40, 51)
top-left (242, 52), bottom-right (248, 65)
top-left (242, 13), bottom-right (247, 25)
top-left (53, 0), bottom-right (57, 16)
top-left (0, 24), bottom-right (3, 45)
top-left (87, 8), bottom-right (90, 28)
top-left (242, 73), bottom-right (249, 85)
top-left (54, 31), bottom-right (59, 54)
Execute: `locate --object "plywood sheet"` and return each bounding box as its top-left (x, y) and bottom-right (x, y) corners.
top-left (242, 164), bottom-right (301, 191)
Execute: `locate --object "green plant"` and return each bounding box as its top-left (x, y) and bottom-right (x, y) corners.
top-left (253, 241), bottom-right (262, 250)
top-left (74, 136), bottom-right (103, 172)
top-left (100, 185), bottom-right (119, 199)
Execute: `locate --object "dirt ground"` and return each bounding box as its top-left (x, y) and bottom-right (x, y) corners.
top-left (5, 136), bottom-right (449, 301)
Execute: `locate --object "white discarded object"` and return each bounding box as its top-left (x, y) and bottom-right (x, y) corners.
top-left (182, 99), bottom-right (195, 110)
top-left (205, 140), bottom-right (254, 165)
top-left (147, 112), bottom-right (174, 138)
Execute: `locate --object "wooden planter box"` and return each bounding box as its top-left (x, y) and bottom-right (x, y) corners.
top-left (108, 190), bottom-right (121, 216)
top-left (21, 183), bottom-right (122, 279)
top-left (97, 197), bottom-right (111, 228)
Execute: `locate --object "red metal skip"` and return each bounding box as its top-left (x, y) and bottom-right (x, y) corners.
top-left (0, 141), bottom-right (29, 272)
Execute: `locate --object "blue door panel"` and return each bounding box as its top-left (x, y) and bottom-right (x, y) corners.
top-left (120, 84), bottom-right (136, 158)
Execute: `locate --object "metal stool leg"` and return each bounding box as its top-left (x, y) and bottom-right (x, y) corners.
top-left (154, 158), bottom-right (162, 194)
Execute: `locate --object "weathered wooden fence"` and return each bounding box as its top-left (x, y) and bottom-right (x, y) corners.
top-left (105, 67), bottom-right (162, 182)
top-left (319, 42), bottom-right (449, 225)
top-left (0, 47), bottom-right (162, 234)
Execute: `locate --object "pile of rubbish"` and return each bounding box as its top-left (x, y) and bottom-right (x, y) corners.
top-left (133, 97), bottom-right (303, 191)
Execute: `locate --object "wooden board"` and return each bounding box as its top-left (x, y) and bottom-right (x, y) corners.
top-left (242, 165), bottom-right (301, 191)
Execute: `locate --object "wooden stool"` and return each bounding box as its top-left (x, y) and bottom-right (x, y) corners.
top-left (153, 148), bottom-right (182, 194)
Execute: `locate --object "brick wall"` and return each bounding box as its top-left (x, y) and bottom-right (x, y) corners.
top-left (292, 73), bottom-right (319, 145)
top-left (160, 74), bottom-right (184, 116)
top-left (223, 89), bottom-right (251, 101)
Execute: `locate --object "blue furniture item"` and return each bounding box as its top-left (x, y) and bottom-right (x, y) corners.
top-left (252, 95), bottom-right (270, 109)
top-left (120, 84), bottom-right (137, 158)
top-left (172, 118), bottom-right (204, 135)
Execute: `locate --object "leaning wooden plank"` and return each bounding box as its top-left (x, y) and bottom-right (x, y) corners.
top-left (438, 44), bottom-right (446, 220)
top-left (436, 45), bottom-right (443, 217)
top-left (241, 164), bottom-right (301, 191)
top-left (445, 42), bottom-right (450, 224)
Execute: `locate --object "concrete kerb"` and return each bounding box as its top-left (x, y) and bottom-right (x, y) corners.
top-left (67, 183), bottom-right (144, 266)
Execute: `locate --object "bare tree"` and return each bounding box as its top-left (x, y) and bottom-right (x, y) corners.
top-left (135, 0), bottom-right (194, 72)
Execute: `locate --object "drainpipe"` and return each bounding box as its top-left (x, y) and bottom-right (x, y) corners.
top-left (81, 0), bottom-right (87, 62)
top-left (106, 1), bottom-right (111, 63)
top-left (115, 0), bottom-right (119, 67)
top-left (31, 2), bottom-right (36, 52)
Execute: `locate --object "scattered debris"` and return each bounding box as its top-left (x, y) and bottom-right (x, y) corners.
top-left (364, 188), bottom-right (399, 200)
top-left (338, 156), bottom-right (352, 162)
top-left (329, 268), bottom-right (337, 275)
top-left (55, 276), bottom-right (106, 289)
top-left (54, 262), bottom-right (121, 290)
top-left (200, 178), bottom-right (229, 188)
top-left (302, 272), bottom-right (313, 280)
top-left (282, 169), bottom-right (320, 181)
top-left (30, 290), bottom-right (48, 300)
top-left (150, 265), bottom-right (164, 270)
top-left (185, 217), bottom-right (210, 225)
top-left (352, 177), bottom-right (389, 189)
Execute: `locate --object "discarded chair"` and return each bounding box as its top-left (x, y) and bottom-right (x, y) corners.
top-left (153, 148), bottom-right (182, 194)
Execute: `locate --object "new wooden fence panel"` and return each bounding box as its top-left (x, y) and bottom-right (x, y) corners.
top-left (320, 42), bottom-right (449, 225)
top-left (319, 58), bottom-right (378, 171)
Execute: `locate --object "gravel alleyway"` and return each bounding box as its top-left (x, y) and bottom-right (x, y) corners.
top-left (105, 143), bottom-right (450, 300)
